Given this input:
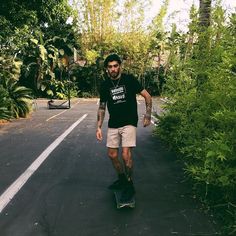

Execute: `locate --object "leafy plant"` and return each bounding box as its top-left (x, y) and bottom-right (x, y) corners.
top-left (155, 6), bottom-right (236, 235)
top-left (1, 78), bottom-right (32, 118)
top-left (0, 85), bottom-right (11, 120)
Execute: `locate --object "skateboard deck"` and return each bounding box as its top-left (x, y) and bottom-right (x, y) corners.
top-left (114, 190), bottom-right (135, 209)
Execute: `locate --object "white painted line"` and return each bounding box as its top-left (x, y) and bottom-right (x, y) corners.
top-left (151, 115), bottom-right (159, 126)
top-left (137, 101), bottom-right (140, 105)
top-left (46, 110), bottom-right (67, 121)
top-left (71, 100), bottom-right (80, 108)
top-left (151, 115), bottom-right (158, 120)
top-left (46, 100), bottom-right (80, 122)
top-left (0, 114), bottom-right (88, 213)
top-left (151, 120), bottom-right (157, 126)
top-left (97, 99), bottom-right (99, 105)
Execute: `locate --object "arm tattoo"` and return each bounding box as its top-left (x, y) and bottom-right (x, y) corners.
top-left (145, 97), bottom-right (152, 119)
top-left (97, 102), bottom-right (106, 129)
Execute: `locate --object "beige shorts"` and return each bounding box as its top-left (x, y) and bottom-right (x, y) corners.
top-left (106, 125), bottom-right (136, 148)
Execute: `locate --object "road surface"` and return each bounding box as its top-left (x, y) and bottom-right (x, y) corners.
top-left (0, 98), bottom-right (218, 236)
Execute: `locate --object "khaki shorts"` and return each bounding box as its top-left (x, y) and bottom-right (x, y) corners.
top-left (106, 125), bottom-right (136, 148)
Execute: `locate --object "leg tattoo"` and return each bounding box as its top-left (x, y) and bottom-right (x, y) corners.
top-left (111, 158), bottom-right (124, 175)
top-left (125, 165), bottom-right (133, 181)
top-left (122, 147), bottom-right (133, 181)
top-left (108, 148), bottom-right (124, 175)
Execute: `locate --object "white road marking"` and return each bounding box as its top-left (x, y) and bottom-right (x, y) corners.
top-left (46, 110), bottom-right (67, 121)
top-left (151, 120), bottom-right (156, 126)
top-left (71, 100), bottom-right (80, 108)
top-left (0, 114), bottom-right (88, 213)
top-left (97, 99), bottom-right (99, 105)
top-left (151, 115), bottom-right (159, 126)
top-left (137, 101), bottom-right (140, 105)
top-left (46, 100), bottom-right (80, 121)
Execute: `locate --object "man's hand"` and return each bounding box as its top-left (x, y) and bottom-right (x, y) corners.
top-left (143, 114), bottom-right (151, 127)
top-left (96, 127), bottom-right (103, 141)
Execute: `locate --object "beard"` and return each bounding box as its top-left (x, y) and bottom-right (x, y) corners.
top-left (108, 69), bottom-right (121, 79)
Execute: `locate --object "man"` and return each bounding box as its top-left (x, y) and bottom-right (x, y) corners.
top-left (96, 53), bottom-right (152, 202)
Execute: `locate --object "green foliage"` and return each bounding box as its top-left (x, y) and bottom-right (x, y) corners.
top-left (79, 92), bottom-right (93, 98)
top-left (0, 56), bottom-right (22, 81)
top-left (41, 77), bottom-right (78, 99)
top-left (70, 64), bottom-right (102, 97)
top-left (85, 49), bottom-right (100, 65)
top-left (0, 86), bottom-right (12, 120)
top-left (0, 0), bottom-right (79, 101)
top-left (155, 8), bottom-right (236, 234)
top-left (143, 66), bottom-right (166, 95)
top-left (74, 0), bottom-right (168, 95)
top-left (0, 78), bottom-right (33, 118)
top-left (0, 53), bottom-right (32, 119)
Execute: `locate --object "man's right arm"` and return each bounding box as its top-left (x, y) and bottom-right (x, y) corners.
top-left (96, 101), bottom-right (106, 141)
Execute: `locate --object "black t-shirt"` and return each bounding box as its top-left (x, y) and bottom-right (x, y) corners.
top-left (99, 73), bottom-right (144, 128)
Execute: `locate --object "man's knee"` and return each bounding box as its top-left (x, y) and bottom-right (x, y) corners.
top-left (108, 148), bottom-right (118, 160)
top-left (122, 147), bottom-right (132, 161)
top-left (122, 148), bottom-right (132, 168)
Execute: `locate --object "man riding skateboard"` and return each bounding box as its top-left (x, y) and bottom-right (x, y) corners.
top-left (96, 53), bottom-right (152, 202)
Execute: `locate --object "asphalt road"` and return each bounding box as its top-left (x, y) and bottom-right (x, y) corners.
top-left (0, 98), bottom-right (219, 236)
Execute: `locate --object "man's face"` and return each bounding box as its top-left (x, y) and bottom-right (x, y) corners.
top-left (107, 61), bottom-right (121, 79)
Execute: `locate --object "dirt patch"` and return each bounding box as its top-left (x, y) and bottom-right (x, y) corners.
top-left (0, 119), bottom-right (9, 125)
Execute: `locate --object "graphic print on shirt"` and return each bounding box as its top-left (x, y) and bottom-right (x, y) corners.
top-left (110, 85), bottom-right (126, 104)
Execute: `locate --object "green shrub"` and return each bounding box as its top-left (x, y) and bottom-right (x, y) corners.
top-left (1, 78), bottom-right (32, 118)
top-left (0, 85), bottom-right (11, 120)
top-left (156, 72), bottom-right (236, 234)
top-left (155, 12), bottom-right (236, 233)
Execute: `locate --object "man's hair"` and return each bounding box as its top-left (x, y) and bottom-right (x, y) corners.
top-left (104, 53), bottom-right (122, 68)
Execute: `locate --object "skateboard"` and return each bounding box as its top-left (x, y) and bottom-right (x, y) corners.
top-left (114, 190), bottom-right (135, 209)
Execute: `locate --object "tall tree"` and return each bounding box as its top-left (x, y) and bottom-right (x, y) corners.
top-left (74, 0), bottom-right (117, 53)
top-left (196, 0), bottom-right (212, 89)
top-left (199, 0), bottom-right (212, 28)
top-left (0, 0), bottom-right (79, 97)
top-left (183, 4), bottom-right (198, 64)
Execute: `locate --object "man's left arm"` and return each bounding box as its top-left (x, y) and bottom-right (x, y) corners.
top-left (140, 89), bottom-right (152, 127)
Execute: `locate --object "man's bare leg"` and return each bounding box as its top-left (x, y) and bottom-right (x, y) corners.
top-left (107, 148), bottom-right (126, 189)
top-left (120, 147), bottom-right (135, 201)
top-left (108, 148), bottom-right (123, 174)
top-left (121, 147), bottom-right (133, 181)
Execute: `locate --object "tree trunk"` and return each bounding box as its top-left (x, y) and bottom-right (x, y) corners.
top-left (196, 0), bottom-right (212, 91)
top-left (199, 0), bottom-right (212, 28)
